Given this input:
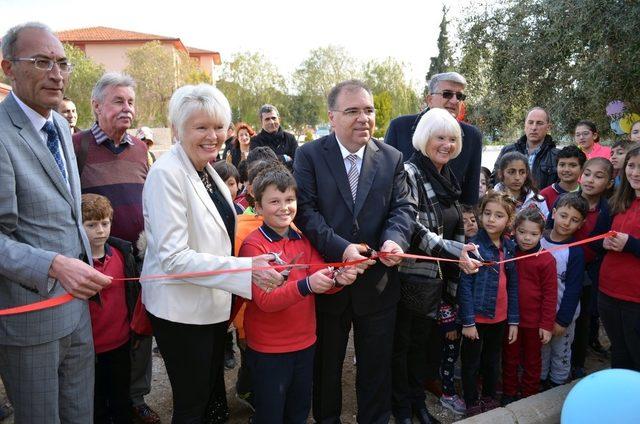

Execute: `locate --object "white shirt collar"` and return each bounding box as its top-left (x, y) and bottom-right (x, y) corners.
top-left (335, 135), bottom-right (366, 160)
top-left (11, 92), bottom-right (54, 133)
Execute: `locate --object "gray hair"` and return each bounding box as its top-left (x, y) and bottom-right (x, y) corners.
top-left (1, 22), bottom-right (53, 59)
top-left (258, 104), bottom-right (279, 120)
top-left (412, 108), bottom-right (462, 159)
top-left (168, 84), bottom-right (231, 142)
top-left (427, 72), bottom-right (467, 94)
top-left (327, 79), bottom-right (372, 110)
top-left (91, 72), bottom-right (137, 103)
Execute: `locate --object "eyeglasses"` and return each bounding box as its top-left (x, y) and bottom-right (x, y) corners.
top-left (11, 57), bottom-right (73, 74)
top-left (575, 131), bottom-right (592, 138)
top-left (432, 90), bottom-right (466, 101)
top-left (331, 107), bottom-right (376, 118)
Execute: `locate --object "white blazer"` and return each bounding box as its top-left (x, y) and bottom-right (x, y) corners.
top-left (141, 143), bottom-right (252, 324)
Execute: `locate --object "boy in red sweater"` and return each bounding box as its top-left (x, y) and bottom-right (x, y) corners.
top-left (82, 194), bottom-right (141, 424)
top-left (238, 166), bottom-right (358, 423)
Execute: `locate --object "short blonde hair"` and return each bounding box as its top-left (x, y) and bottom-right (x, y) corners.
top-left (412, 108), bottom-right (462, 159)
top-left (168, 84), bottom-right (231, 141)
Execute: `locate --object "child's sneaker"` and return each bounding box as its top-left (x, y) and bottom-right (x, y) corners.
top-left (440, 394), bottom-right (466, 415)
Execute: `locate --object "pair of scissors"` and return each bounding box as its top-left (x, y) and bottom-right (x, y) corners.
top-left (470, 245), bottom-right (498, 274)
top-left (270, 252), bottom-right (304, 281)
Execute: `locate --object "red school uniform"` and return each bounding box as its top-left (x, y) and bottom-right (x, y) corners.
top-left (90, 245), bottom-right (130, 354)
top-left (238, 224), bottom-right (340, 353)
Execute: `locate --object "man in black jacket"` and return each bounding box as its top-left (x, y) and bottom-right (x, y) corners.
top-left (385, 71), bottom-right (483, 205)
top-left (250, 104), bottom-right (297, 168)
top-left (493, 107), bottom-right (559, 189)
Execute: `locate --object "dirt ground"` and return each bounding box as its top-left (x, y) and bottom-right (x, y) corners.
top-left (0, 329), bottom-right (610, 424)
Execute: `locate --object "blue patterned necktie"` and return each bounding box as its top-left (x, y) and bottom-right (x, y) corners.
top-left (42, 121), bottom-right (67, 181)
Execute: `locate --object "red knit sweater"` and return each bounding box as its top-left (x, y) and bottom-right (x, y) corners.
top-left (515, 245), bottom-right (558, 331)
top-left (600, 198), bottom-right (640, 302)
top-left (239, 225), bottom-right (339, 353)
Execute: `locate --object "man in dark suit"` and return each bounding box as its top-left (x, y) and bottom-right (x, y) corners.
top-left (0, 22), bottom-right (111, 421)
top-left (294, 80), bottom-right (415, 423)
top-left (385, 72), bottom-right (483, 205)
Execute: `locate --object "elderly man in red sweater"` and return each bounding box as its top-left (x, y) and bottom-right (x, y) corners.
top-left (72, 72), bottom-right (158, 424)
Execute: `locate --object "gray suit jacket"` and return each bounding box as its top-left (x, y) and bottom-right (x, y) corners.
top-left (0, 94), bottom-right (91, 346)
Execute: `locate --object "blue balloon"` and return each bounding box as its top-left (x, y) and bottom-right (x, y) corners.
top-left (561, 369), bottom-right (640, 423)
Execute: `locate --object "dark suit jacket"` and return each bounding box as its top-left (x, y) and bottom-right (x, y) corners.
top-left (385, 111), bottom-right (483, 205)
top-left (293, 134), bottom-right (416, 316)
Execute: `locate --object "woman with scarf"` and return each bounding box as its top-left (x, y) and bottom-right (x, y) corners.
top-left (391, 108), bottom-right (479, 424)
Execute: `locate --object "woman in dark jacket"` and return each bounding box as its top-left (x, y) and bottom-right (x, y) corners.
top-left (392, 108), bottom-right (479, 423)
top-left (224, 122), bottom-right (255, 167)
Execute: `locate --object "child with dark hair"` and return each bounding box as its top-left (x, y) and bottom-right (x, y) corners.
top-left (501, 207), bottom-right (557, 404)
top-left (599, 146), bottom-right (640, 371)
top-left (81, 193), bottom-right (141, 424)
top-left (213, 161), bottom-right (244, 214)
top-left (239, 166), bottom-right (357, 423)
top-left (610, 139), bottom-right (636, 188)
top-left (540, 145), bottom-right (586, 210)
top-left (569, 157), bottom-right (615, 376)
top-left (494, 151), bottom-right (549, 217)
top-left (459, 191), bottom-right (520, 416)
top-left (540, 192), bottom-right (587, 387)
top-left (461, 204), bottom-right (479, 239)
top-left (479, 167), bottom-right (492, 199)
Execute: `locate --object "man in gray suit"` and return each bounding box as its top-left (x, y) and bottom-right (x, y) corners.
top-left (0, 22), bottom-right (111, 422)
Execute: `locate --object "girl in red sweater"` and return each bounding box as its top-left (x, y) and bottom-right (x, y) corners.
top-left (238, 166), bottom-right (358, 423)
top-left (502, 207), bottom-right (557, 404)
top-left (599, 146), bottom-right (640, 371)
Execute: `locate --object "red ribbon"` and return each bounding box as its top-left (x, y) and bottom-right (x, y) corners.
top-left (0, 232), bottom-right (616, 317)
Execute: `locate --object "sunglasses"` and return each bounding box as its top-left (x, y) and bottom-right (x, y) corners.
top-left (433, 90), bottom-right (467, 101)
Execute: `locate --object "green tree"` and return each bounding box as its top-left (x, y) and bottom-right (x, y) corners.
top-left (426, 6), bottom-right (454, 96)
top-left (373, 91), bottom-right (393, 138)
top-left (62, 43), bottom-right (104, 129)
top-left (457, 0), bottom-right (640, 140)
top-left (363, 57), bottom-right (420, 119)
top-left (125, 41), bottom-right (210, 127)
top-left (293, 45), bottom-right (360, 124)
top-left (216, 51), bottom-right (288, 128)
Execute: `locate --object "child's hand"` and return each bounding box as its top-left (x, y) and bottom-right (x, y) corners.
top-left (507, 325), bottom-right (518, 344)
top-left (308, 269), bottom-right (335, 294)
top-left (539, 328), bottom-right (552, 344)
top-left (462, 326), bottom-right (479, 340)
top-left (552, 323), bottom-right (567, 337)
top-left (445, 330), bottom-right (459, 341)
top-left (603, 232), bottom-right (629, 252)
top-left (334, 266), bottom-right (358, 286)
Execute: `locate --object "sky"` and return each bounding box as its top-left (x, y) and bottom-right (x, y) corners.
top-left (2, 0), bottom-right (466, 92)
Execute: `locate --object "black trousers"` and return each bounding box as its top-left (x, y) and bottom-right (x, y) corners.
top-left (313, 305), bottom-right (396, 424)
top-left (95, 340), bottom-right (132, 424)
top-left (391, 305), bottom-right (436, 420)
top-left (572, 283), bottom-right (592, 369)
top-left (149, 313), bottom-right (228, 424)
top-left (599, 292), bottom-right (640, 371)
top-left (461, 322), bottom-right (506, 406)
top-left (247, 345), bottom-right (315, 424)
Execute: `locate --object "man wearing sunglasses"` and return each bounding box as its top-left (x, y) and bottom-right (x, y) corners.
top-left (385, 72), bottom-right (483, 206)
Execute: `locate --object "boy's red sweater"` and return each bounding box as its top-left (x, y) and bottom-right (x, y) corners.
top-left (515, 245), bottom-right (558, 331)
top-left (90, 245), bottom-right (130, 354)
top-left (600, 198), bottom-right (640, 302)
top-left (239, 225), bottom-right (339, 353)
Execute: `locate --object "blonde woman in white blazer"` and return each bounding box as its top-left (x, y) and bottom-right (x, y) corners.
top-left (141, 84), bottom-right (282, 423)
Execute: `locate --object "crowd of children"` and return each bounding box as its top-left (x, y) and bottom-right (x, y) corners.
top-left (445, 138), bottom-right (640, 417)
top-left (73, 124), bottom-right (640, 422)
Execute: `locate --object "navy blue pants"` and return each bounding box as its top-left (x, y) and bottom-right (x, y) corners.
top-left (247, 345), bottom-right (315, 424)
